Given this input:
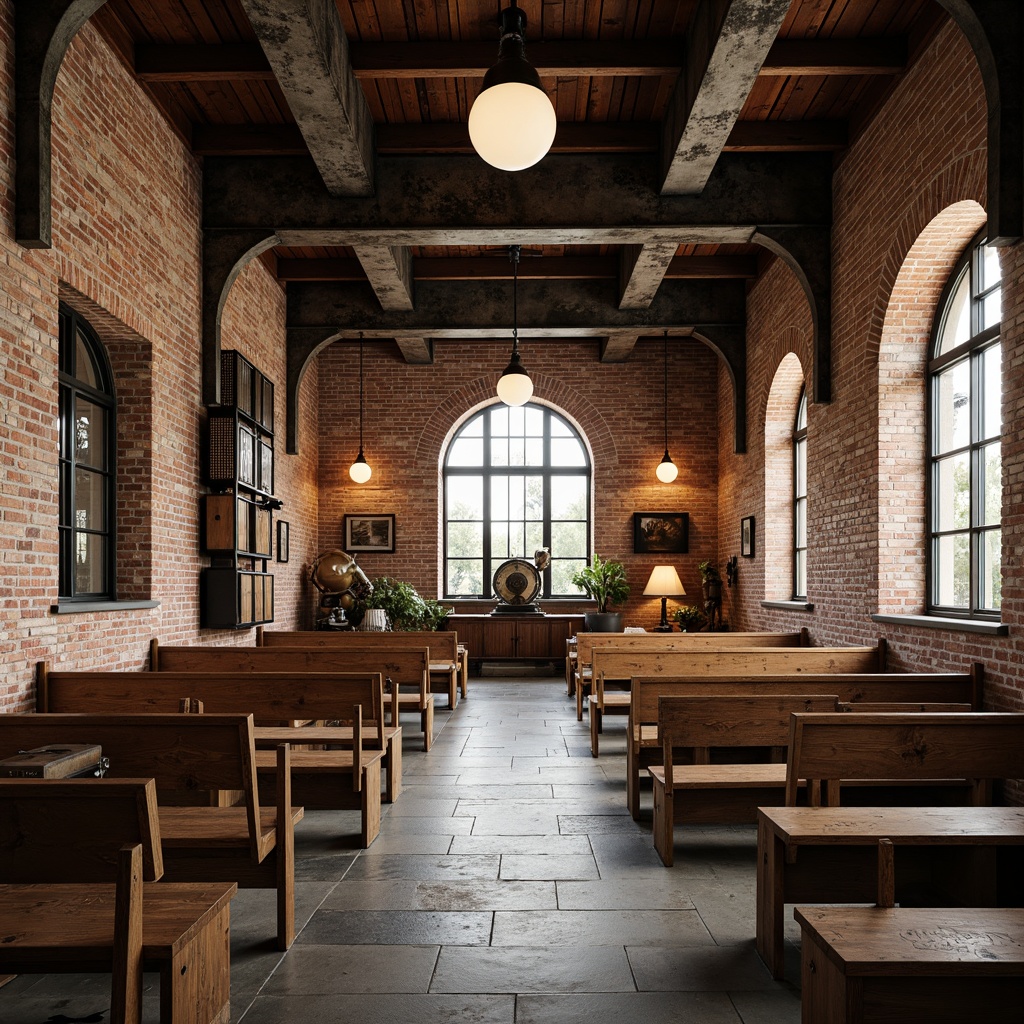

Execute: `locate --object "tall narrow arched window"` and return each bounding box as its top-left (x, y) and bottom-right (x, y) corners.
top-left (58, 305), bottom-right (116, 601)
top-left (928, 233), bottom-right (1002, 617)
top-left (444, 403), bottom-right (591, 598)
top-left (793, 388), bottom-right (808, 600)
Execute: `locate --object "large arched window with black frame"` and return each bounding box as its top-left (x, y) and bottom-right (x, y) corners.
top-left (58, 305), bottom-right (116, 601)
top-left (928, 231), bottom-right (1002, 617)
top-left (444, 403), bottom-right (591, 598)
top-left (793, 388), bottom-right (808, 600)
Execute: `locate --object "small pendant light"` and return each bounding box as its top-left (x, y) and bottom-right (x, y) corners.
top-left (349, 333), bottom-right (372, 483)
top-left (656, 330), bottom-right (678, 483)
top-left (496, 245), bottom-right (534, 407)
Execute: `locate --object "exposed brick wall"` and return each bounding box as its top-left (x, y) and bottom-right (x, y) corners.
top-left (314, 337), bottom-right (720, 628)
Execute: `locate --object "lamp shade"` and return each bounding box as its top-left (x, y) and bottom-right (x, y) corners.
top-left (656, 452), bottom-right (678, 483)
top-left (496, 350), bottom-right (534, 406)
top-left (643, 565), bottom-right (686, 597)
top-left (349, 452), bottom-right (372, 483)
top-left (469, 82), bottom-right (557, 171)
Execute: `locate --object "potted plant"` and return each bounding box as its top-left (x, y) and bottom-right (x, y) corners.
top-left (673, 604), bottom-right (706, 632)
top-left (570, 554), bottom-right (630, 632)
top-left (357, 577), bottom-right (428, 631)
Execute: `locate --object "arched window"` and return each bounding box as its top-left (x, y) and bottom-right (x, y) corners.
top-left (444, 403), bottom-right (590, 598)
top-left (928, 233), bottom-right (1001, 617)
top-left (793, 389), bottom-right (808, 600)
top-left (58, 305), bottom-right (116, 600)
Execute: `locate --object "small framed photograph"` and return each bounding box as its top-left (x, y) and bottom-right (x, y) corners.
top-left (633, 512), bottom-right (689, 554)
top-left (344, 513), bottom-right (395, 554)
top-left (741, 516), bottom-right (755, 558)
top-left (276, 521), bottom-right (289, 563)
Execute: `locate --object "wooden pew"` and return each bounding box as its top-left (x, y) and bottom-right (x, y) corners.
top-left (0, 778), bottom-right (235, 1024)
top-left (573, 629), bottom-right (810, 717)
top-left (148, 640), bottom-right (403, 803)
top-left (0, 713), bottom-right (301, 951)
top-left (625, 667), bottom-right (983, 819)
top-left (756, 712), bottom-right (1024, 979)
top-left (588, 641), bottom-right (886, 753)
top-left (795, 840), bottom-right (1024, 1023)
top-left (648, 694), bottom-right (840, 866)
top-left (255, 632), bottom-right (435, 749)
top-left (38, 666), bottom-right (386, 847)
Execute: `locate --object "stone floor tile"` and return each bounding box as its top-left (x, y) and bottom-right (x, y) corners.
top-left (262, 943), bottom-right (438, 992)
top-left (499, 854), bottom-right (599, 880)
top-left (516, 991), bottom-right (743, 1024)
top-left (377, 814), bottom-right (476, 835)
top-left (298, 909), bottom-right (492, 945)
top-left (628, 943), bottom-right (783, 992)
top-left (403, 783), bottom-right (555, 801)
top-left (360, 833), bottom-right (454, 855)
top-left (431, 945), bottom-right (636, 993)
top-left (558, 814), bottom-right (644, 834)
top-left (323, 879), bottom-right (557, 911)
top-left (457, 803), bottom-right (562, 835)
top-left (556, 878), bottom-right (697, 911)
top-left (449, 833), bottom-right (591, 856)
top-left (729, 989), bottom-right (802, 1024)
top-left (239, 993), bottom-right (516, 1023)
top-left (492, 909), bottom-right (714, 946)
top-left (342, 853), bottom-right (500, 881)
top-left (385, 796), bottom-right (461, 816)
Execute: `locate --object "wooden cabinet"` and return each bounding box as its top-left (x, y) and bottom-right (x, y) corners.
top-left (449, 614), bottom-right (585, 671)
top-left (200, 351), bottom-right (277, 629)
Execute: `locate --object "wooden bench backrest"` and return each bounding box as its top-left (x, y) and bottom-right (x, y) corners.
top-left (835, 701), bottom-right (974, 713)
top-left (596, 645), bottom-right (885, 697)
top-left (0, 713), bottom-right (261, 860)
top-left (244, 642), bottom-right (429, 687)
top-left (0, 777), bottom-right (164, 882)
top-left (576, 630), bottom-right (808, 671)
top-left (786, 711), bottom-right (1024, 806)
top-left (144, 646), bottom-right (386, 726)
top-left (630, 669), bottom-right (983, 733)
top-left (258, 629), bottom-right (459, 662)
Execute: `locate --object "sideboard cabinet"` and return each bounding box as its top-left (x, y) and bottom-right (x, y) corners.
top-left (448, 614), bottom-right (585, 672)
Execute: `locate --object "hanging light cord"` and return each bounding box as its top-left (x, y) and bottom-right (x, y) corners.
top-left (510, 244), bottom-right (521, 354)
top-left (358, 332), bottom-right (365, 455)
top-left (663, 330), bottom-right (669, 453)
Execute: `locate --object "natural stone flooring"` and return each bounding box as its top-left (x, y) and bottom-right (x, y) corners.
top-left (0, 677), bottom-right (802, 1023)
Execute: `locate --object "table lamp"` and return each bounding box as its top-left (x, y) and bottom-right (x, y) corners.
top-left (644, 565), bottom-right (686, 632)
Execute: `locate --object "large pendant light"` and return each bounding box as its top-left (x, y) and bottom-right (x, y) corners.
top-left (468, 2), bottom-right (557, 171)
top-left (349, 334), bottom-right (372, 483)
top-left (496, 245), bottom-right (534, 407)
top-left (656, 330), bottom-right (678, 483)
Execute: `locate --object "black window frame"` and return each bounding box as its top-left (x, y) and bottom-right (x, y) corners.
top-left (443, 403), bottom-right (591, 599)
top-left (926, 230), bottom-right (1002, 619)
top-left (58, 304), bottom-right (117, 602)
top-left (793, 388), bottom-right (808, 600)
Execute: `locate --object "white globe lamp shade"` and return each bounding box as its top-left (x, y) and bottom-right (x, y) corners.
top-left (656, 453), bottom-right (678, 483)
top-left (496, 364), bottom-right (534, 406)
top-left (469, 83), bottom-right (557, 171)
top-left (349, 453), bottom-right (372, 483)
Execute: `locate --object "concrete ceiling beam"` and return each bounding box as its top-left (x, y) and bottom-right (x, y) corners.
top-left (618, 243), bottom-right (679, 309)
top-left (353, 245), bottom-right (415, 311)
top-left (236, 0), bottom-right (375, 196)
top-left (395, 337), bottom-right (434, 364)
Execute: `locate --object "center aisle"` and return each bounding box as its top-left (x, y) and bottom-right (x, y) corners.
top-left (239, 677), bottom-right (800, 1023)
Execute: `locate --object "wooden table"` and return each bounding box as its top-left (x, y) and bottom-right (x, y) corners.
top-left (757, 805), bottom-right (1024, 980)
top-left (795, 906), bottom-right (1024, 1023)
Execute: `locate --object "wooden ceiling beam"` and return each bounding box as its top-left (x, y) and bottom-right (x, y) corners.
top-left (723, 120), bottom-right (847, 152)
top-left (135, 37), bottom-right (908, 84)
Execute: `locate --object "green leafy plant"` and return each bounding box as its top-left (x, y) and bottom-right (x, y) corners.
top-left (673, 604), bottom-right (706, 630)
top-left (361, 577), bottom-right (428, 631)
top-left (420, 599), bottom-right (454, 631)
top-left (570, 554), bottom-right (630, 612)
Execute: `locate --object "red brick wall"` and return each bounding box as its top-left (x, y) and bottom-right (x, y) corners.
top-left (314, 337), bottom-right (720, 628)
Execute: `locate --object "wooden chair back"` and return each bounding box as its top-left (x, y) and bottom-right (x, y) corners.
top-left (0, 777), bottom-right (163, 882)
top-left (0, 713), bottom-right (262, 861)
top-left (785, 711), bottom-right (1024, 806)
top-left (658, 694), bottom-right (838, 796)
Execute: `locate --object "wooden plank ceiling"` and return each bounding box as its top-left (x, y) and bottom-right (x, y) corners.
top-left (90, 0), bottom-right (944, 302)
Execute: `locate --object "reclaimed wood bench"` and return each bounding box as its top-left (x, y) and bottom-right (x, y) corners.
top-left (260, 628), bottom-right (462, 708)
top-left (625, 668), bottom-right (983, 819)
top-left (38, 665), bottom-right (386, 847)
top-left (0, 712), bottom-right (301, 950)
top-left (588, 641), bottom-right (887, 753)
top-left (0, 777), bottom-right (236, 1024)
top-left (255, 633), bottom-right (435, 749)
top-left (147, 640), bottom-right (402, 803)
top-left (795, 839), bottom-right (1024, 1023)
top-left (573, 629), bottom-right (810, 715)
top-left (648, 694), bottom-right (840, 866)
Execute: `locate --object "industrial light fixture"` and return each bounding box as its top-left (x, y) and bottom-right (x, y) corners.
top-left (644, 565), bottom-right (686, 632)
top-left (468, 1), bottom-right (557, 171)
top-left (656, 330), bottom-right (678, 483)
top-left (349, 334), bottom-right (372, 483)
top-left (496, 245), bottom-right (534, 407)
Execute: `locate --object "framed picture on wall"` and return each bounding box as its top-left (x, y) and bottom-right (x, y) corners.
top-left (741, 516), bottom-right (755, 558)
top-left (344, 513), bottom-right (395, 554)
top-left (633, 512), bottom-right (689, 554)
top-left (276, 521), bottom-right (289, 563)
